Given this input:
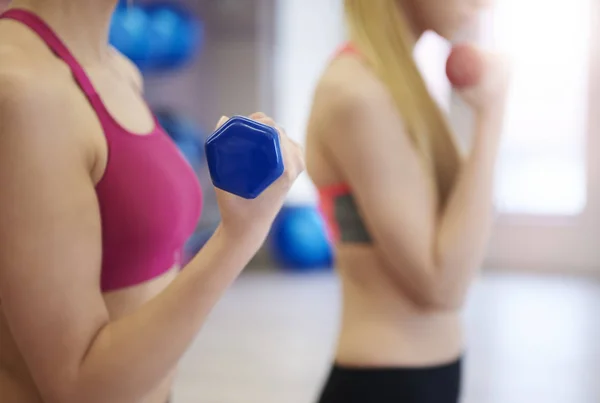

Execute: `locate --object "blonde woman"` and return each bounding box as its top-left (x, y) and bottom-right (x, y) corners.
top-left (306, 0), bottom-right (508, 402)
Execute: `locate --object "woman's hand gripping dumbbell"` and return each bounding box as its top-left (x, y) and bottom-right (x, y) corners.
top-left (205, 112), bottom-right (305, 240)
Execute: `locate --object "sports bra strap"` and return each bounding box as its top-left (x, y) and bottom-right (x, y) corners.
top-left (0, 9), bottom-right (98, 98)
top-left (334, 42), bottom-right (360, 58)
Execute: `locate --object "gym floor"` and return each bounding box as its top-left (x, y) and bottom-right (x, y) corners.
top-left (172, 269), bottom-right (600, 403)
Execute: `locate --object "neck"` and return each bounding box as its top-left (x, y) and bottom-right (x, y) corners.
top-left (9, 0), bottom-right (118, 64)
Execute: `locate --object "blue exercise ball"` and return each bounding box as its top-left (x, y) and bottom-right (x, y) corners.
top-left (144, 3), bottom-right (204, 71)
top-left (110, 3), bottom-right (203, 73)
top-left (109, 5), bottom-right (152, 69)
top-left (270, 205), bottom-right (333, 271)
top-left (155, 109), bottom-right (204, 170)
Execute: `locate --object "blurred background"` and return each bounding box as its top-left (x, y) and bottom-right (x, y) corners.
top-left (102, 0), bottom-right (600, 402)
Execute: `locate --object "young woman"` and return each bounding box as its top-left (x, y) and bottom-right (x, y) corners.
top-left (306, 0), bottom-right (508, 402)
top-left (0, 1), bottom-right (303, 402)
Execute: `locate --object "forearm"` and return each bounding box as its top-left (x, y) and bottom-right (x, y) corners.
top-left (70, 225), bottom-right (263, 403)
top-left (433, 111), bottom-right (504, 306)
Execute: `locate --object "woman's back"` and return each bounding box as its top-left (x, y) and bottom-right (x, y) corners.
top-left (306, 51), bottom-right (463, 368)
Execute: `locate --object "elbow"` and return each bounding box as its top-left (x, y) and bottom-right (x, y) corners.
top-left (39, 325), bottom-right (112, 403)
top-left (42, 377), bottom-right (92, 403)
top-left (428, 290), bottom-right (463, 311)
top-left (380, 249), bottom-right (464, 310)
top-left (29, 369), bottom-right (76, 403)
top-left (415, 276), bottom-right (465, 311)
top-left (382, 258), bottom-right (441, 309)
top-left (42, 384), bottom-right (79, 403)
top-left (47, 387), bottom-right (103, 403)
top-left (410, 284), bottom-right (460, 311)
top-left (410, 279), bottom-right (447, 310)
top-left (400, 264), bottom-right (459, 311)
top-left (385, 262), bottom-right (440, 309)
top-left (41, 374), bottom-right (99, 403)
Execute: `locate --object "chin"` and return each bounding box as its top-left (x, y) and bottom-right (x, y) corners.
top-left (432, 27), bottom-right (456, 42)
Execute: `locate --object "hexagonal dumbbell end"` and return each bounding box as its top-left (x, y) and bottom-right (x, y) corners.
top-left (205, 115), bottom-right (285, 199)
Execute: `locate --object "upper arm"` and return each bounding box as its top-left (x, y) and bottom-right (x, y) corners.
top-left (0, 74), bottom-right (109, 400)
top-left (320, 78), bottom-right (439, 302)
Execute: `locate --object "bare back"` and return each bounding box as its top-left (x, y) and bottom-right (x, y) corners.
top-left (306, 55), bottom-right (463, 367)
top-left (0, 18), bottom-right (178, 403)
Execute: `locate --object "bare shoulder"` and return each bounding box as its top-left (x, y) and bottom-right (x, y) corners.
top-left (0, 53), bottom-right (91, 169)
top-left (312, 56), bottom-right (398, 138)
top-left (323, 57), bottom-right (390, 107)
top-left (0, 61), bottom-right (70, 134)
top-left (0, 61), bottom-right (58, 121)
top-left (109, 47), bottom-right (144, 93)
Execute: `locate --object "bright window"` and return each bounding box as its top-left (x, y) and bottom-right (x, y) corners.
top-left (488, 1), bottom-right (591, 215)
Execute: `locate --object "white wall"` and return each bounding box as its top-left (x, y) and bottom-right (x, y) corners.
top-left (467, 2), bottom-right (600, 273)
top-left (272, 0), bottom-right (345, 204)
top-left (273, 0), bottom-right (346, 144)
top-left (415, 32), bottom-right (452, 113)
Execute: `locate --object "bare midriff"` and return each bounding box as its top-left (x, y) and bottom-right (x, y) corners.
top-left (333, 244), bottom-right (463, 368)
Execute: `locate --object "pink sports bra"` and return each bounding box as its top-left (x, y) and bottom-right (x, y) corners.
top-left (0, 9), bottom-right (203, 291)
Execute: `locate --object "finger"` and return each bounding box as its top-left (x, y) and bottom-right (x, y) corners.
top-left (279, 129), bottom-right (301, 150)
top-left (287, 142), bottom-right (303, 162)
top-left (253, 118), bottom-right (291, 148)
top-left (255, 118), bottom-right (288, 141)
top-left (255, 116), bottom-right (277, 127)
top-left (281, 138), bottom-right (304, 171)
top-left (249, 112), bottom-right (268, 120)
top-left (275, 125), bottom-right (288, 139)
top-left (215, 115), bottom-right (229, 129)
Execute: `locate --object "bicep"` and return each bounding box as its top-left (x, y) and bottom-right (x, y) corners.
top-left (0, 97), bottom-right (108, 397)
top-left (327, 94), bottom-right (437, 279)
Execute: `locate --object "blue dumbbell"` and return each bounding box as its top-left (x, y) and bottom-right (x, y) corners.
top-left (205, 116), bottom-right (285, 199)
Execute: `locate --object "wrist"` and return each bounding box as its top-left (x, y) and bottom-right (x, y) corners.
top-left (185, 223), bottom-right (264, 280)
top-left (476, 100), bottom-right (506, 121)
top-left (217, 221), bottom-right (269, 250)
top-left (471, 111), bottom-right (505, 156)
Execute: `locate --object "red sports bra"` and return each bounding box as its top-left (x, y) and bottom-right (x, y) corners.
top-left (0, 9), bottom-right (203, 291)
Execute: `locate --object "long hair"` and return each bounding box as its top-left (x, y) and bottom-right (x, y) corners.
top-left (344, 0), bottom-right (463, 207)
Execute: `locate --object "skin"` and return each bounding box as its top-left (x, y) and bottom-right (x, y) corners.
top-left (0, 1), bottom-right (304, 402)
top-left (306, 0), bottom-right (507, 367)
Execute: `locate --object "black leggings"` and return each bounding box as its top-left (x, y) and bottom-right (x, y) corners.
top-left (317, 359), bottom-right (462, 403)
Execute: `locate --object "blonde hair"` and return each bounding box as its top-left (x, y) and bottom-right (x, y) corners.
top-left (344, 0), bottom-right (463, 207)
